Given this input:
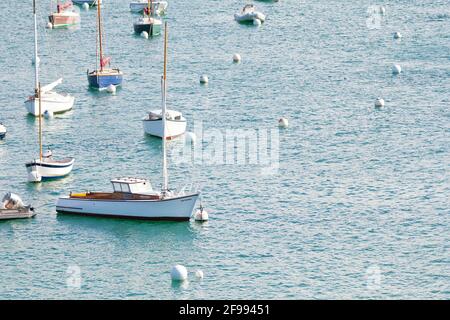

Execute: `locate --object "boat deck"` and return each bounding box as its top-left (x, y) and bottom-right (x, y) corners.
top-left (0, 208), bottom-right (36, 220)
top-left (70, 192), bottom-right (160, 201)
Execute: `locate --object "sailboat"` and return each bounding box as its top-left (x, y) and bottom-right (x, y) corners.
top-left (26, 0), bottom-right (74, 116)
top-left (72, 0), bottom-right (101, 6)
top-left (130, 0), bottom-right (168, 15)
top-left (48, 0), bottom-right (80, 28)
top-left (0, 123), bottom-right (6, 139)
top-left (142, 23), bottom-right (186, 139)
top-left (26, 83), bottom-right (75, 183)
top-left (133, 0), bottom-right (162, 36)
top-left (87, 1), bottom-right (123, 89)
top-left (56, 23), bottom-right (200, 220)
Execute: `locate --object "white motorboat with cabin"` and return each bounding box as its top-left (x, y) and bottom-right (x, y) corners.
top-left (130, 0), bottom-right (168, 15)
top-left (26, 1), bottom-right (74, 116)
top-left (234, 4), bottom-right (265, 23)
top-left (0, 193), bottom-right (36, 220)
top-left (26, 84), bottom-right (74, 183)
top-left (56, 23), bottom-right (200, 221)
top-left (143, 109), bottom-right (186, 139)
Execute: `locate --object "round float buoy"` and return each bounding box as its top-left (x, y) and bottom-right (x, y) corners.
top-left (200, 75), bottom-right (209, 84)
top-left (171, 265), bottom-right (188, 281)
top-left (253, 18), bottom-right (262, 26)
top-left (195, 270), bottom-right (204, 279)
top-left (106, 84), bottom-right (116, 94)
top-left (379, 6), bottom-right (386, 15)
top-left (141, 31), bottom-right (149, 39)
top-left (83, 3), bottom-right (90, 11)
top-left (392, 64), bottom-right (402, 75)
top-left (278, 117), bottom-right (289, 128)
top-left (375, 98), bottom-right (385, 108)
top-left (185, 132), bottom-right (197, 145)
top-left (233, 53), bottom-right (241, 63)
top-left (43, 110), bottom-right (54, 119)
top-left (46, 22), bottom-right (53, 29)
top-left (194, 207), bottom-right (208, 221)
top-left (393, 32), bottom-right (402, 39)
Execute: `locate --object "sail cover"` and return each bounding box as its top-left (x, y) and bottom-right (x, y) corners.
top-left (41, 78), bottom-right (63, 93)
top-left (100, 56), bottom-right (111, 68)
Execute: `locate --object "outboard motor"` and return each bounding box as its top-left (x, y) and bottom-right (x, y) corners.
top-left (1, 193), bottom-right (25, 210)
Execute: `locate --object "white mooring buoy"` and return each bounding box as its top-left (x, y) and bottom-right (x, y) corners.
top-left (233, 53), bottom-right (241, 63)
top-left (46, 22), bottom-right (53, 29)
top-left (43, 110), bottom-right (54, 119)
top-left (194, 207), bottom-right (209, 221)
top-left (253, 18), bottom-right (262, 26)
top-left (375, 98), bottom-right (385, 108)
top-left (379, 6), bottom-right (386, 15)
top-left (82, 3), bottom-right (90, 11)
top-left (195, 270), bottom-right (204, 279)
top-left (393, 32), bottom-right (402, 39)
top-left (200, 75), bottom-right (209, 84)
top-left (278, 117), bottom-right (289, 128)
top-left (392, 64), bottom-right (402, 75)
top-left (141, 31), bottom-right (149, 39)
top-left (171, 265), bottom-right (188, 281)
top-left (106, 84), bottom-right (116, 94)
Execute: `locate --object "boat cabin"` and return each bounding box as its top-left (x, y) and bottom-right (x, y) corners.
top-left (147, 109), bottom-right (183, 121)
top-left (111, 177), bottom-right (155, 194)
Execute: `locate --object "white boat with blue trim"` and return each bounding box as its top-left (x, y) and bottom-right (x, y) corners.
top-left (56, 23), bottom-right (200, 221)
top-left (0, 123), bottom-right (6, 139)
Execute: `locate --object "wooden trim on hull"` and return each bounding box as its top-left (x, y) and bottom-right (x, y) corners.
top-left (56, 210), bottom-right (190, 221)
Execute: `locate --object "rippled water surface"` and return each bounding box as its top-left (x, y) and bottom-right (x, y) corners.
top-left (0, 0), bottom-right (449, 299)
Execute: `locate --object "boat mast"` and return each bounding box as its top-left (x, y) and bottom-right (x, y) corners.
top-left (33, 0), bottom-right (39, 94)
top-left (97, 0), bottom-right (104, 72)
top-left (162, 22), bottom-right (168, 193)
top-left (38, 83), bottom-right (43, 161)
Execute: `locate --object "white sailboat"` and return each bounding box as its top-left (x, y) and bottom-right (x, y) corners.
top-left (56, 23), bottom-right (200, 221)
top-left (26, 83), bottom-right (75, 183)
top-left (143, 109), bottom-right (186, 139)
top-left (25, 0), bottom-right (74, 117)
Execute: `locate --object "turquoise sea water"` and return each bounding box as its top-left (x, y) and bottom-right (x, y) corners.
top-left (0, 0), bottom-right (449, 299)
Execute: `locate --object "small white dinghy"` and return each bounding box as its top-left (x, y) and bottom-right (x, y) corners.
top-left (130, 0), bottom-right (168, 15)
top-left (26, 2), bottom-right (74, 116)
top-left (0, 193), bottom-right (36, 220)
top-left (234, 4), bottom-right (265, 24)
top-left (143, 110), bottom-right (186, 139)
top-left (0, 123), bottom-right (6, 139)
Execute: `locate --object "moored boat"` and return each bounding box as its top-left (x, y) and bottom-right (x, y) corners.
top-left (143, 110), bottom-right (186, 139)
top-left (49, 1), bottom-right (80, 28)
top-left (72, 0), bottom-right (101, 6)
top-left (130, 0), bottom-right (168, 15)
top-left (0, 123), bottom-right (6, 139)
top-left (0, 193), bottom-right (36, 220)
top-left (87, 1), bottom-right (123, 89)
top-left (133, 0), bottom-right (162, 36)
top-left (27, 1), bottom-right (74, 116)
top-left (234, 4), bottom-right (265, 24)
